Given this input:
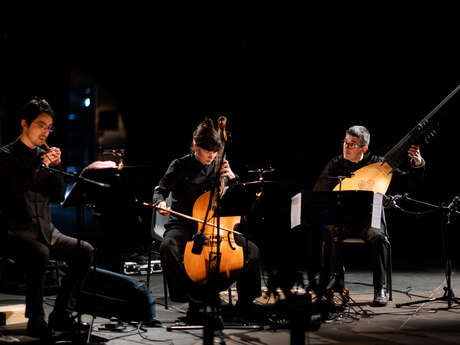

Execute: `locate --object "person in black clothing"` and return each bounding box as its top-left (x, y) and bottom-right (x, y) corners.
top-left (153, 118), bottom-right (261, 321)
top-left (313, 125), bottom-right (424, 307)
top-left (0, 98), bottom-right (94, 338)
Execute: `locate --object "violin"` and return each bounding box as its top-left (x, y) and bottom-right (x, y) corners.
top-left (183, 116), bottom-right (244, 285)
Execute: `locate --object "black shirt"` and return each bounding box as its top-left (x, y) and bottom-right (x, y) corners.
top-left (0, 138), bottom-right (65, 244)
top-left (153, 153), bottom-right (235, 232)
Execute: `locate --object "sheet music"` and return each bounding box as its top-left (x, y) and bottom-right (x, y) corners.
top-left (372, 192), bottom-right (383, 229)
top-left (291, 192), bottom-right (302, 229)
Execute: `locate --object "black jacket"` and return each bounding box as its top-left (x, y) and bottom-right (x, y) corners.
top-left (153, 153), bottom-right (236, 233)
top-left (0, 138), bottom-right (65, 244)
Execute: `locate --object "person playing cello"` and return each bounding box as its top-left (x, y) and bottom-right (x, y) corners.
top-left (153, 118), bottom-right (261, 322)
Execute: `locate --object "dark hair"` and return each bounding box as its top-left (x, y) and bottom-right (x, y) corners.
top-left (192, 117), bottom-right (223, 152)
top-left (21, 97), bottom-right (55, 125)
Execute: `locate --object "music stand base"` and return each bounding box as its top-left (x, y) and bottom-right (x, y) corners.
top-left (396, 287), bottom-right (460, 309)
top-left (167, 324), bottom-right (264, 331)
top-left (167, 313), bottom-right (264, 345)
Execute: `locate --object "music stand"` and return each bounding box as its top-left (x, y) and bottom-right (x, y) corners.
top-left (395, 195), bottom-right (460, 309)
top-left (61, 165), bottom-right (112, 270)
top-left (58, 165), bottom-right (112, 344)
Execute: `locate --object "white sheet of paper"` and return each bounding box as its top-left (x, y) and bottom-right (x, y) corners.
top-left (291, 192), bottom-right (302, 229)
top-left (372, 192), bottom-right (383, 229)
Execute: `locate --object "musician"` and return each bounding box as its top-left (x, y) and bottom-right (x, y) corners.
top-left (313, 125), bottom-right (424, 307)
top-left (153, 118), bottom-right (261, 322)
top-left (0, 98), bottom-right (94, 338)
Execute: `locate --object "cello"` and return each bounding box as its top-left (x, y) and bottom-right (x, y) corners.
top-left (183, 116), bottom-right (244, 286)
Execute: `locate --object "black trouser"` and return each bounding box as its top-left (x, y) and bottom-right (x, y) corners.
top-left (160, 226), bottom-right (261, 305)
top-left (322, 225), bottom-right (388, 291)
top-left (7, 227), bottom-right (94, 320)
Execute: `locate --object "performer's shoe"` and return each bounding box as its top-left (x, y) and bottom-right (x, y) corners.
top-left (372, 288), bottom-right (387, 307)
top-left (27, 317), bottom-right (53, 339)
top-left (48, 310), bottom-right (77, 332)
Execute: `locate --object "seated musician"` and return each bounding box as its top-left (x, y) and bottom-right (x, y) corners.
top-left (313, 125), bottom-right (425, 306)
top-left (153, 118), bottom-right (261, 322)
top-left (0, 98), bottom-right (94, 338)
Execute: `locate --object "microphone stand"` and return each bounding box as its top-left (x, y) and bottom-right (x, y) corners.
top-left (320, 174), bottom-right (354, 297)
top-left (168, 132), bottom-right (263, 344)
top-left (43, 165), bottom-right (111, 189)
top-left (166, 136), bottom-right (228, 345)
top-left (395, 195), bottom-right (460, 309)
top-left (197, 137), bottom-right (230, 345)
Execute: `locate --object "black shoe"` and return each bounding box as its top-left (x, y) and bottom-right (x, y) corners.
top-left (27, 317), bottom-right (53, 339)
top-left (373, 288), bottom-right (387, 307)
top-left (48, 310), bottom-right (77, 332)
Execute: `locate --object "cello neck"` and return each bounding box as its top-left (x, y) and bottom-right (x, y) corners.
top-left (217, 115), bottom-right (228, 196)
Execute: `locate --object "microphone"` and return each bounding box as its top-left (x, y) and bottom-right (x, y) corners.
top-left (340, 172), bottom-right (355, 178)
top-left (383, 194), bottom-right (405, 208)
top-left (191, 232), bottom-right (207, 255)
top-left (327, 172), bottom-right (355, 180)
top-left (447, 196), bottom-right (460, 210)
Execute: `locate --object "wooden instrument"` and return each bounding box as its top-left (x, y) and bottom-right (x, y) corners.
top-left (42, 141), bottom-right (50, 150)
top-left (333, 161), bottom-right (393, 194)
top-left (334, 84), bottom-right (460, 194)
top-left (183, 117), bottom-right (244, 285)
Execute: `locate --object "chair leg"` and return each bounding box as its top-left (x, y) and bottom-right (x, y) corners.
top-left (385, 240), bottom-right (392, 301)
top-left (55, 261), bottom-right (61, 288)
top-left (87, 315), bottom-right (96, 344)
top-left (163, 273), bottom-right (168, 310)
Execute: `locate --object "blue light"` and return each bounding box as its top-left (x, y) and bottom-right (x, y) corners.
top-left (66, 166), bottom-right (79, 173)
top-left (83, 98), bottom-right (91, 107)
top-left (68, 113), bottom-right (77, 120)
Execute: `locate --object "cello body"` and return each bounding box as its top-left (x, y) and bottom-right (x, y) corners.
top-left (184, 189), bottom-right (244, 284)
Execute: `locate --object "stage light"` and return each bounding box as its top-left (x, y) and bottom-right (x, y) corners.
top-left (83, 98), bottom-right (91, 107)
top-left (68, 113), bottom-right (77, 120)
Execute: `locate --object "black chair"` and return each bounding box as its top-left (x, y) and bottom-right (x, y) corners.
top-left (341, 235), bottom-right (392, 301)
top-left (149, 187), bottom-right (170, 309)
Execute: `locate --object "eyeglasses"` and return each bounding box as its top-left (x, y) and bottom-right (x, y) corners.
top-left (342, 140), bottom-right (362, 149)
top-left (32, 121), bottom-right (55, 133)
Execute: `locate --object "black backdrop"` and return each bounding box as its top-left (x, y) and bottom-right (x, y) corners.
top-left (2, 2), bottom-right (460, 266)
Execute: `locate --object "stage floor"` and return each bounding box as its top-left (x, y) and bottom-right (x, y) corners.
top-left (1, 263), bottom-right (460, 344)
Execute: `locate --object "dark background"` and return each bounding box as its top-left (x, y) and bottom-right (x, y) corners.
top-left (2, 2), bottom-right (459, 268)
